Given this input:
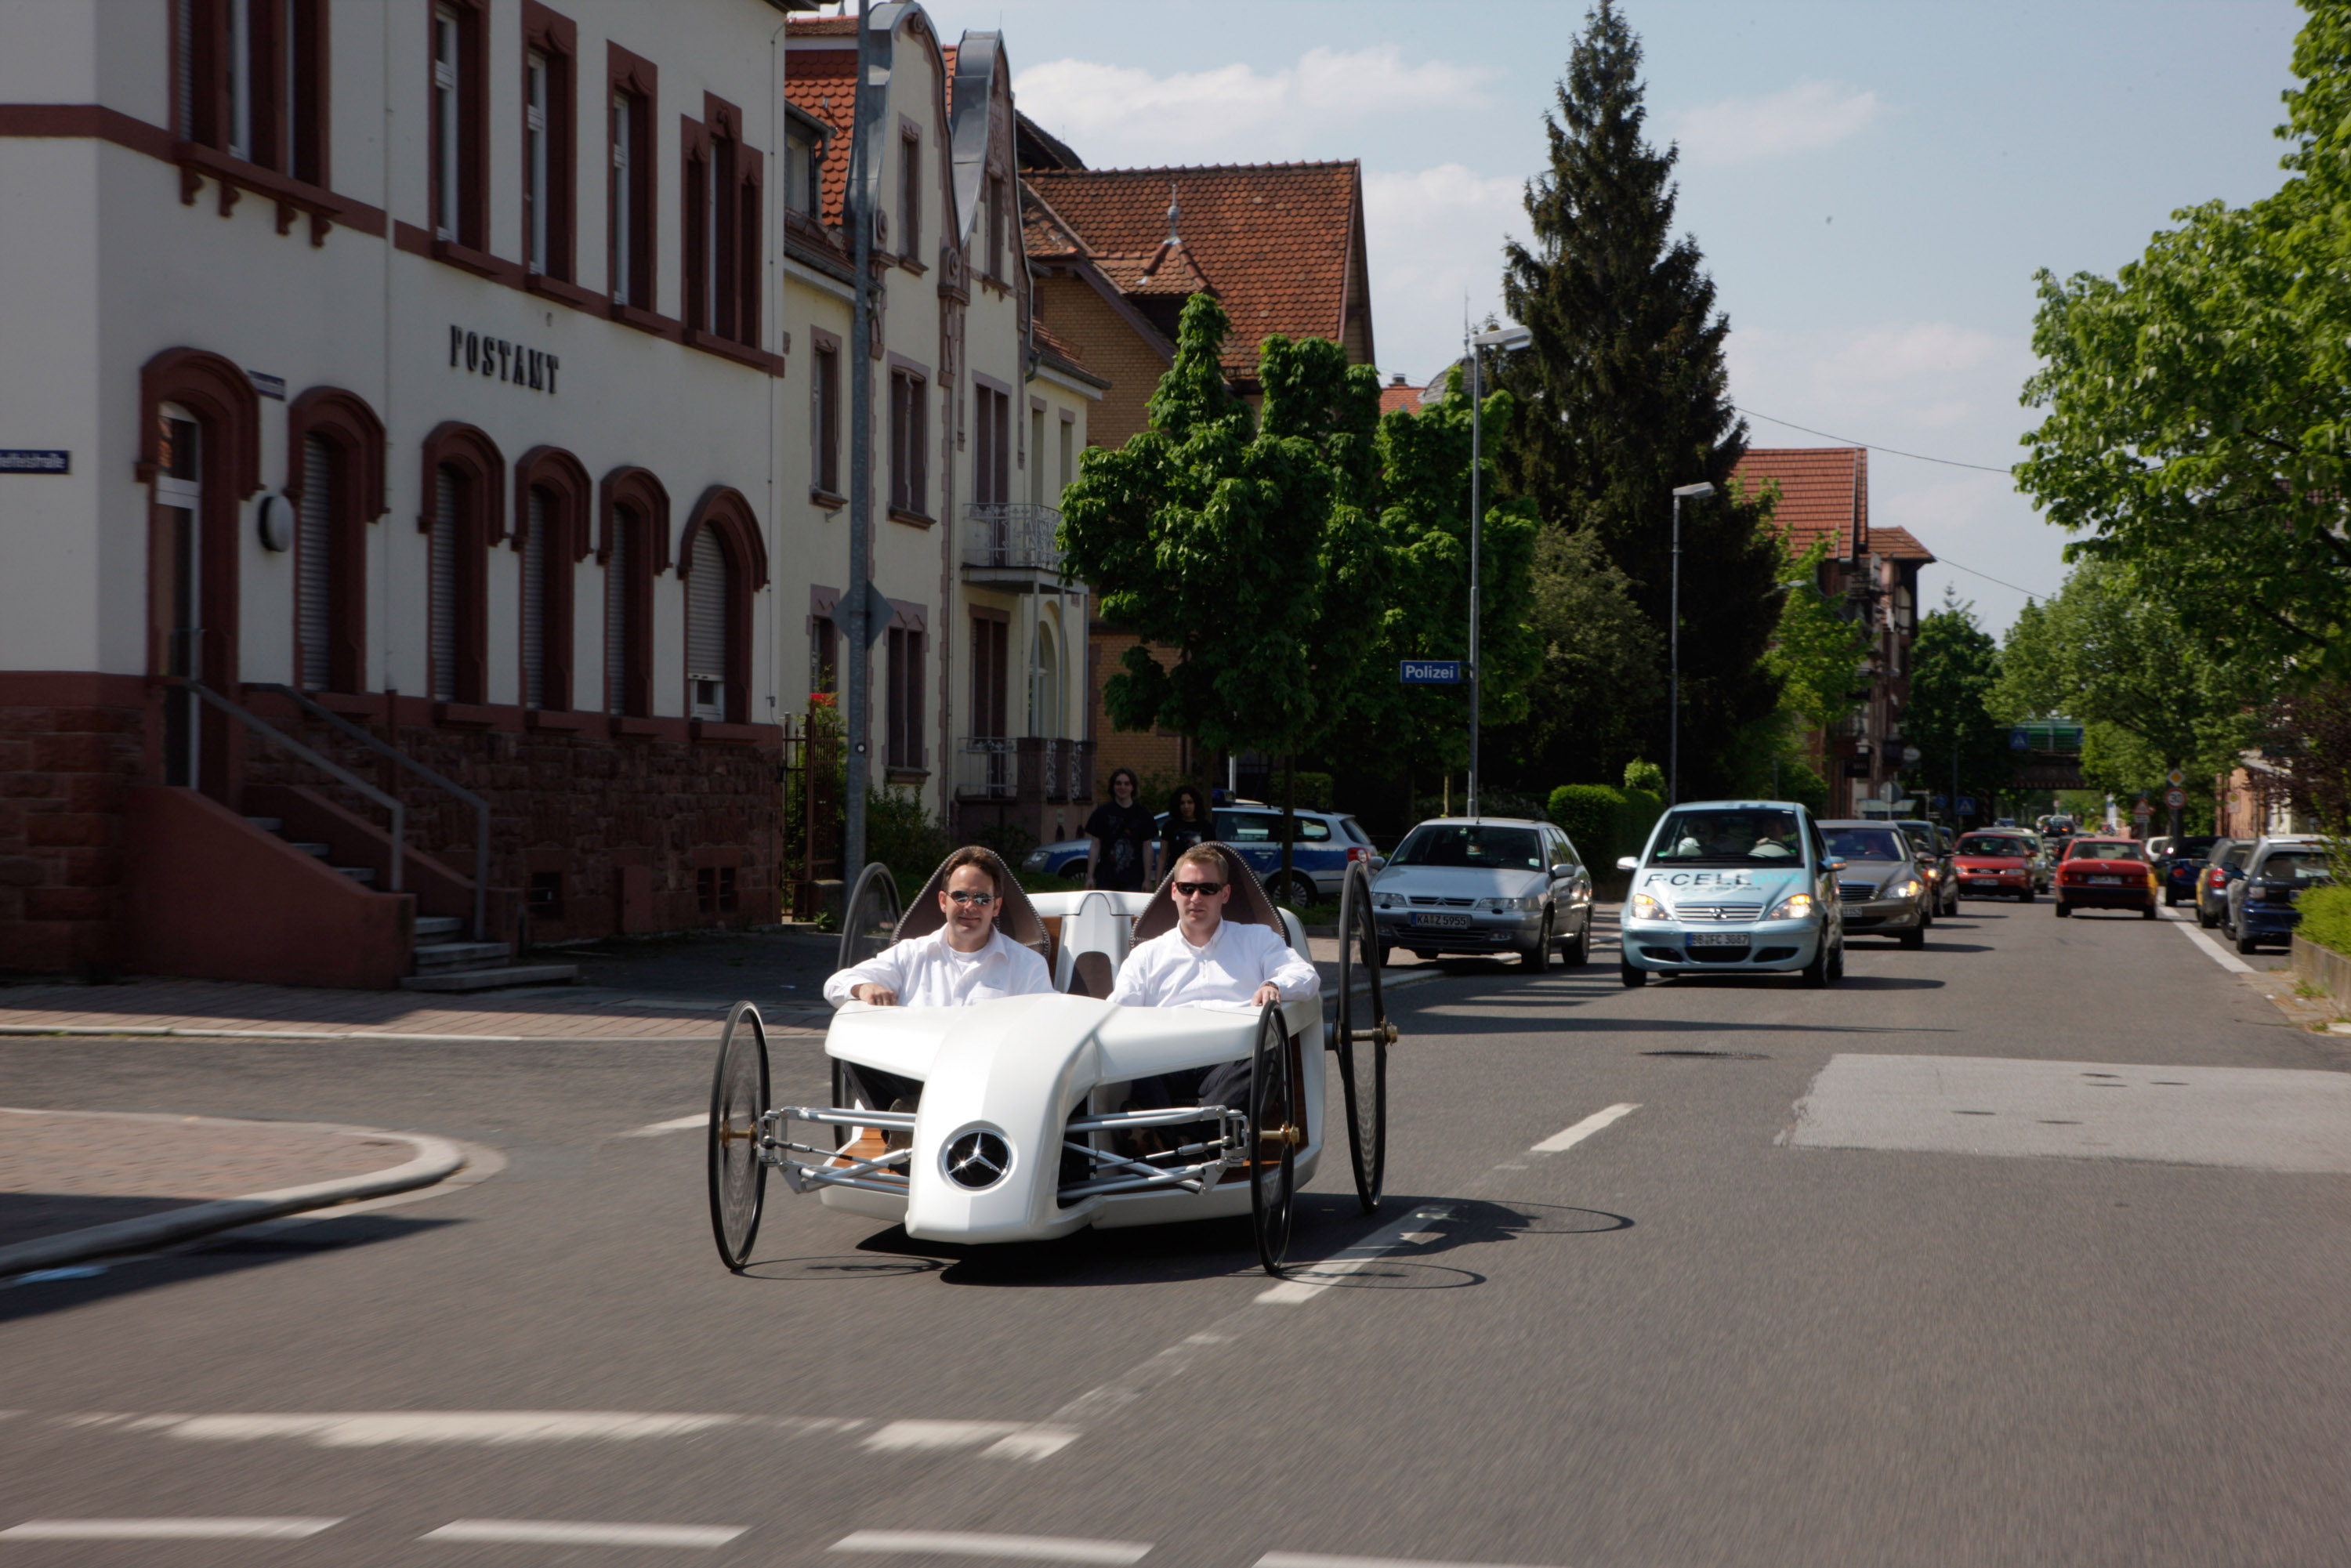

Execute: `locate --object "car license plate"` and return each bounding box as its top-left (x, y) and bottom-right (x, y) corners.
top-left (1687, 932), bottom-right (1750, 948)
top-left (2091, 875), bottom-right (2121, 885)
top-left (1968, 877), bottom-right (1996, 886)
top-left (1410, 911), bottom-right (1469, 929)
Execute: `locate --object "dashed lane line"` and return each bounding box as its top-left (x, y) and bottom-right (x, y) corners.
top-left (1529, 1101), bottom-right (1642, 1153)
top-left (0, 1518), bottom-right (342, 1541)
top-left (833, 1531), bottom-right (1153, 1563)
top-left (421, 1520), bottom-right (744, 1548)
top-left (619, 1112), bottom-right (709, 1137)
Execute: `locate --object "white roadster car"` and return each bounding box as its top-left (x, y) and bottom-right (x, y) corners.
top-left (707, 844), bottom-right (1395, 1276)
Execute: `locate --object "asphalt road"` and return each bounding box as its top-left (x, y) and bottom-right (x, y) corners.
top-left (2, 899), bottom-right (2347, 1566)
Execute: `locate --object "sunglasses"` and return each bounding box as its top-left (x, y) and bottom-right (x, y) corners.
top-left (1172, 881), bottom-right (1225, 897)
top-left (945, 890), bottom-right (998, 907)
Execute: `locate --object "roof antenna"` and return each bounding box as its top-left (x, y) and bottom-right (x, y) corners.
top-left (1166, 182), bottom-right (1181, 246)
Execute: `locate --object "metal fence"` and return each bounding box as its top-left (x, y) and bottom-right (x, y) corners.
top-left (962, 503), bottom-right (1065, 574)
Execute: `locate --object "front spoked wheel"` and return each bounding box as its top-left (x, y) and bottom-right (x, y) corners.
top-left (707, 1001), bottom-right (771, 1272)
top-left (835, 861), bottom-right (902, 975)
top-left (1334, 862), bottom-right (1390, 1215)
top-left (1248, 1001), bottom-right (1299, 1276)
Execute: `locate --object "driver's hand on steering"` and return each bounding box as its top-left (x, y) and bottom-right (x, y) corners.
top-left (1252, 982), bottom-right (1281, 1008)
top-left (851, 983), bottom-right (899, 1006)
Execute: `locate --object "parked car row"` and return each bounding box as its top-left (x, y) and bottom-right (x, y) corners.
top-left (1024, 806), bottom-right (1378, 904)
top-left (2162, 834), bottom-right (2332, 954)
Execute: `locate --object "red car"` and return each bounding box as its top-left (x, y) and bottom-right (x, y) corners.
top-left (1952, 831), bottom-right (2038, 901)
top-left (2054, 838), bottom-right (2157, 918)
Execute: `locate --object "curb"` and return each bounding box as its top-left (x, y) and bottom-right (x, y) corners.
top-left (0, 1110), bottom-right (469, 1278)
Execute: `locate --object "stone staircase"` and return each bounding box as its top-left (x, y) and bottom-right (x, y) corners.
top-left (241, 815), bottom-right (578, 993)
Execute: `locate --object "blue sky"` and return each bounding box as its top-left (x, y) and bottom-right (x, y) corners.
top-left (913, 0), bottom-right (2307, 632)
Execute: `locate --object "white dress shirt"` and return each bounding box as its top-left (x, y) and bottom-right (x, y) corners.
top-left (1107, 918), bottom-right (1320, 1009)
top-left (824, 925), bottom-right (1056, 1009)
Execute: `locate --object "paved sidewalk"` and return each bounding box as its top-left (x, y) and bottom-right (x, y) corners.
top-left (0, 1108), bottom-right (444, 1253)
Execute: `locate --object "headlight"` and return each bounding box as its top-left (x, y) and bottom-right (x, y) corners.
top-left (1767, 893), bottom-right (1814, 920)
top-left (1629, 893), bottom-right (1669, 921)
top-left (1891, 878), bottom-right (1923, 899)
top-left (1373, 891), bottom-right (1400, 908)
top-left (1023, 849), bottom-right (1048, 868)
top-left (1477, 896), bottom-right (1543, 912)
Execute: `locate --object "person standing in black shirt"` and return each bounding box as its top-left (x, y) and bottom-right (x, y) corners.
top-left (1085, 768), bottom-right (1155, 892)
top-left (1154, 783), bottom-right (1209, 885)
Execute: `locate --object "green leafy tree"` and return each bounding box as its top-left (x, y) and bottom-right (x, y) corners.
top-left (1992, 562), bottom-right (2258, 796)
top-left (1903, 598), bottom-right (2011, 824)
top-left (1765, 537), bottom-right (1871, 734)
top-left (2017, 2), bottom-right (2351, 680)
top-left (1059, 293), bottom-right (1385, 889)
top-left (1496, 0), bottom-right (1784, 795)
top-left (1350, 364), bottom-right (1541, 774)
top-left (1509, 511), bottom-right (1660, 788)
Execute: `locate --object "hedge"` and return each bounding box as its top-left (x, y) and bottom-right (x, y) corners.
top-left (1547, 784), bottom-right (1665, 869)
top-left (2300, 884), bottom-right (2351, 958)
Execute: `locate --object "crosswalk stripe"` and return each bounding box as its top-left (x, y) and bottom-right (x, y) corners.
top-left (0, 1518), bottom-right (342, 1541)
top-left (422, 1520), bottom-right (743, 1547)
top-left (832, 1531), bottom-right (1153, 1563)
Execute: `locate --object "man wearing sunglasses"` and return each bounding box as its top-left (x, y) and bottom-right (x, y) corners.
top-left (1109, 844), bottom-right (1318, 1009)
top-left (824, 847), bottom-right (1054, 1008)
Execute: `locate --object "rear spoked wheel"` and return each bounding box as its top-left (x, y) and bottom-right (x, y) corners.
top-left (1248, 1001), bottom-right (1299, 1276)
top-left (836, 861), bottom-right (903, 975)
top-left (707, 1001), bottom-right (771, 1272)
top-left (1335, 863), bottom-right (1390, 1215)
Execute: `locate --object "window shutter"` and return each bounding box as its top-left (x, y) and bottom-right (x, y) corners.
top-left (687, 531), bottom-right (729, 721)
top-left (431, 465), bottom-right (458, 703)
top-left (522, 485), bottom-right (548, 709)
top-left (297, 434), bottom-right (333, 688)
top-left (605, 509), bottom-right (630, 715)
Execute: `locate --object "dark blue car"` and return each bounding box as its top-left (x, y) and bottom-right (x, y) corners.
top-left (2159, 835), bottom-right (2220, 907)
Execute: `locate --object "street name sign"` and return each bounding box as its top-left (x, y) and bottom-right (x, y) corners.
top-left (0, 450), bottom-right (69, 473)
top-left (1400, 660), bottom-right (1463, 684)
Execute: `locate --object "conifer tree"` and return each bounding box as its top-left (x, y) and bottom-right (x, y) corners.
top-left (1498, 0), bottom-right (1783, 797)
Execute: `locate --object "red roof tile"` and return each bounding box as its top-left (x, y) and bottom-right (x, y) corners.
top-left (788, 16), bottom-right (858, 36)
top-left (1021, 161), bottom-right (1366, 376)
top-left (1092, 240), bottom-right (1209, 298)
top-left (1731, 447), bottom-right (1869, 560)
top-left (784, 47), bottom-right (856, 226)
top-left (1033, 320), bottom-right (1085, 363)
top-left (1867, 525), bottom-right (1935, 563)
top-left (1378, 375), bottom-right (1433, 416)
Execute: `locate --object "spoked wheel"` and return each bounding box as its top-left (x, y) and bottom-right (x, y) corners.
top-left (836, 861), bottom-right (902, 975)
top-left (1248, 1000), bottom-right (1299, 1276)
top-left (1334, 862), bottom-right (1391, 1215)
top-left (707, 1001), bottom-right (771, 1272)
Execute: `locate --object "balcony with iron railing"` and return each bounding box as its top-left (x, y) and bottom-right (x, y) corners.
top-left (955, 736), bottom-right (1096, 804)
top-left (962, 503), bottom-right (1078, 593)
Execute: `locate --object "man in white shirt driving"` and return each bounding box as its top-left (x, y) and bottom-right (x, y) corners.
top-left (824, 847), bottom-right (1055, 1009)
top-left (1109, 845), bottom-right (1317, 1143)
top-left (1110, 845), bottom-right (1320, 1009)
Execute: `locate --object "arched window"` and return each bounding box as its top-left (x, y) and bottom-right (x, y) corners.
top-left (418, 423), bottom-right (502, 708)
top-left (140, 347), bottom-right (260, 795)
top-left (598, 465), bottom-right (669, 719)
top-left (513, 446), bottom-right (589, 712)
top-left (678, 486), bottom-right (767, 726)
top-left (285, 387), bottom-right (386, 693)
top-left (685, 527), bottom-right (730, 721)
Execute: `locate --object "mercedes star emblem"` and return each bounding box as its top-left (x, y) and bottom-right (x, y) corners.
top-left (945, 1130), bottom-right (1012, 1190)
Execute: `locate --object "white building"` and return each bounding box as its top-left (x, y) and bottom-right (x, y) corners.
top-left (0, 0), bottom-right (813, 983)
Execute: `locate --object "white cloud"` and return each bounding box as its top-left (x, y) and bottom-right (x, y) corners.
top-left (1676, 80), bottom-right (1881, 165)
top-left (1014, 45), bottom-right (1493, 164)
top-left (1361, 165), bottom-right (1527, 379)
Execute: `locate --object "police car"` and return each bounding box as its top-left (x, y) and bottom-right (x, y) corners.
top-left (1616, 799), bottom-right (1845, 987)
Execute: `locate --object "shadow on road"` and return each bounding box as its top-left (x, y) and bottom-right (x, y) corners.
top-left (0, 1213), bottom-right (461, 1324)
top-left (734, 1193), bottom-right (1634, 1291)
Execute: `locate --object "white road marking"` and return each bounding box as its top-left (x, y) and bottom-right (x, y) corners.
top-left (422, 1520), bottom-right (744, 1548)
top-left (145, 1411), bottom-right (755, 1446)
top-left (865, 1421), bottom-right (1075, 1459)
top-left (1529, 1102), bottom-right (1641, 1153)
top-left (832, 1531), bottom-right (1151, 1563)
top-left (1786, 1054), bottom-right (2351, 1170)
top-left (2158, 906), bottom-right (2257, 973)
top-left (1256, 1205), bottom-right (1458, 1305)
top-left (0, 1518), bottom-right (342, 1540)
top-left (1259, 1555), bottom-right (1557, 1568)
top-left (620, 1113), bottom-right (708, 1137)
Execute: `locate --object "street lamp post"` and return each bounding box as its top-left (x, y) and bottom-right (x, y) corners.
top-left (1667, 480), bottom-right (1715, 806)
top-left (1464, 322), bottom-right (1531, 819)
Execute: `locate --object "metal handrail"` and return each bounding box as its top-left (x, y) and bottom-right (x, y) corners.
top-left (167, 679), bottom-right (404, 894)
top-left (245, 683), bottom-right (490, 941)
